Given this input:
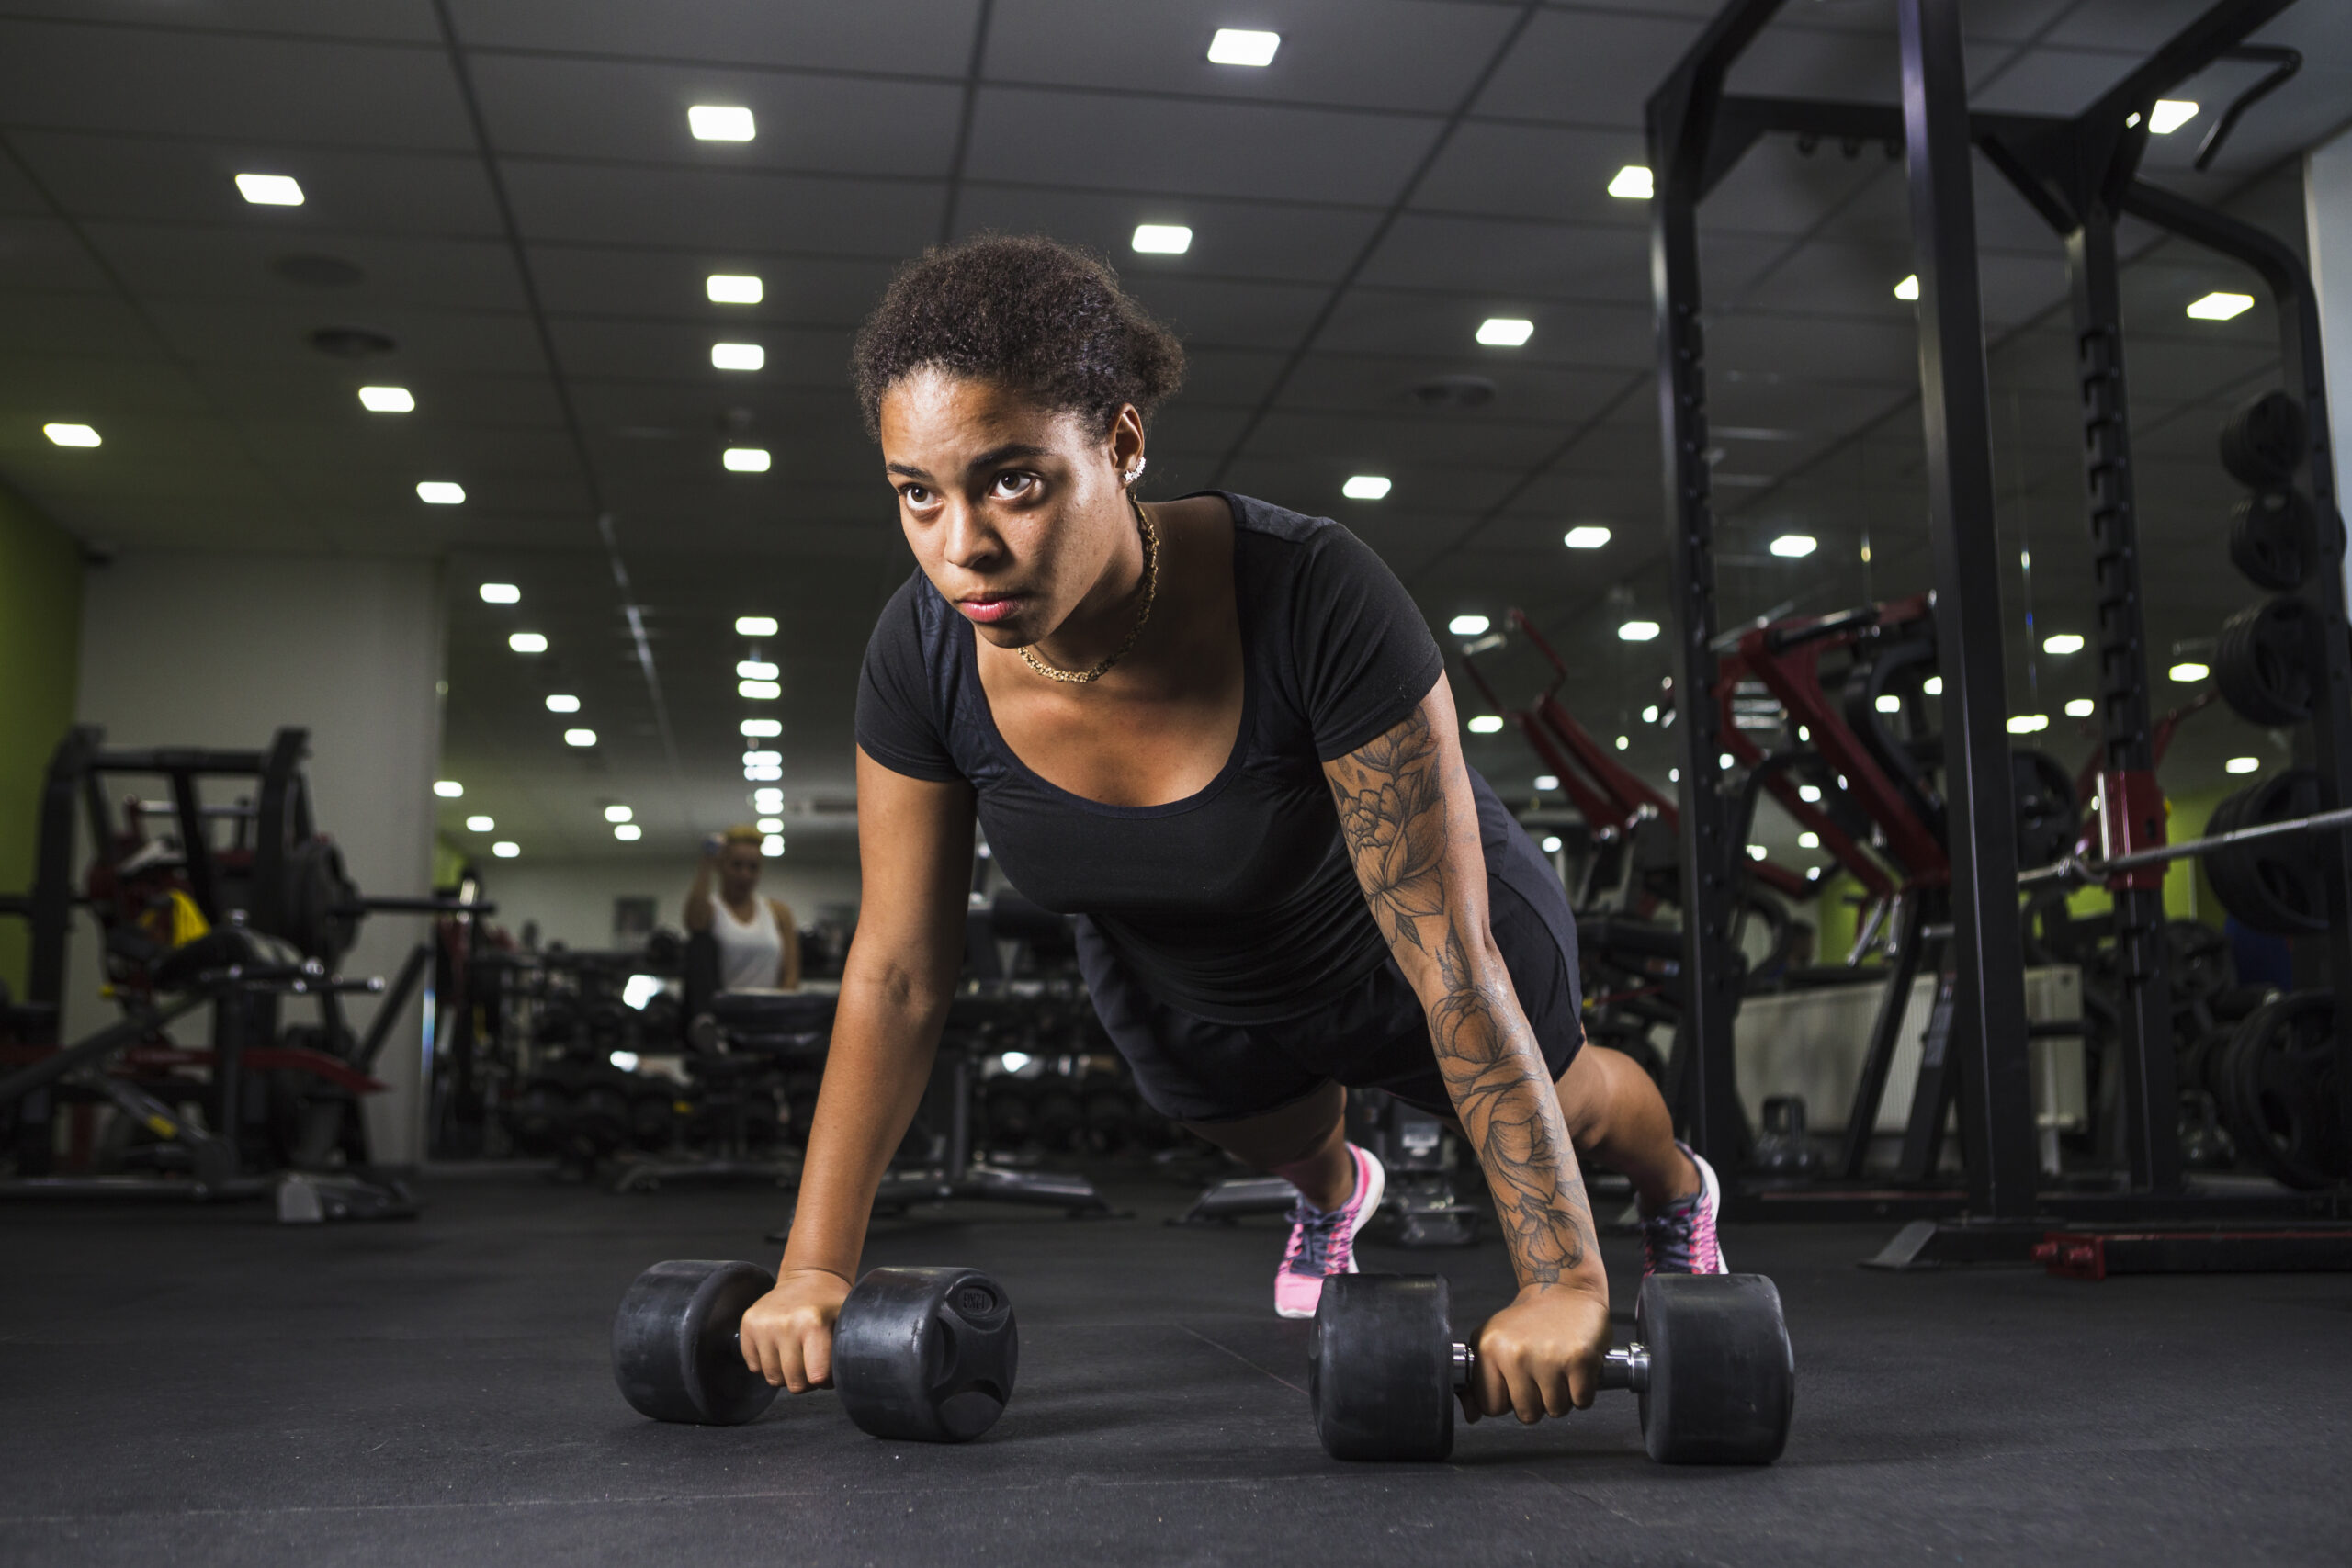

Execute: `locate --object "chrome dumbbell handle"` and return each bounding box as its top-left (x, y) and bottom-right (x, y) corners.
top-left (1452, 1341), bottom-right (1651, 1394)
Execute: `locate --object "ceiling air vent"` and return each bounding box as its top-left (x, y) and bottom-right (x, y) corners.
top-left (1411, 375), bottom-right (1496, 410)
top-left (308, 326), bottom-right (397, 358)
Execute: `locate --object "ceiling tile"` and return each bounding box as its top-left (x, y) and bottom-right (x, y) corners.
top-left (447, 0), bottom-right (982, 76)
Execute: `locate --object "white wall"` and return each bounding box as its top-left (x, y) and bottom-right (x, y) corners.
top-left (482, 854), bottom-right (861, 953)
top-left (2311, 126), bottom-right (2352, 604)
top-left (68, 551), bottom-right (444, 1163)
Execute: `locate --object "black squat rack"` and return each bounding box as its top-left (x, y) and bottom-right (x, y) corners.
top-left (1645, 0), bottom-right (2352, 1262)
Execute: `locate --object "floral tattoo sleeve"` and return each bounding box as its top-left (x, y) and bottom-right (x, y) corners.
top-left (1325, 705), bottom-right (1597, 1287)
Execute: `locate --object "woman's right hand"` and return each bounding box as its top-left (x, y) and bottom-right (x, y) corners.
top-left (740, 1267), bottom-right (852, 1392)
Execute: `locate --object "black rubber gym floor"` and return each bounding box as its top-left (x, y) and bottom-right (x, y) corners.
top-left (4, 1167), bottom-right (2346, 1567)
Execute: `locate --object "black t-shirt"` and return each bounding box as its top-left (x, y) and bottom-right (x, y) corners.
top-left (855, 491), bottom-right (1445, 1024)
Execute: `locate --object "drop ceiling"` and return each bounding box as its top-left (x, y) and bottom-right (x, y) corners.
top-left (1, 0), bottom-right (2347, 869)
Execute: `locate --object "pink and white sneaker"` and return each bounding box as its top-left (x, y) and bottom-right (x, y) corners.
top-left (1641, 1140), bottom-right (1726, 1275)
top-left (1272, 1144), bottom-right (1385, 1319)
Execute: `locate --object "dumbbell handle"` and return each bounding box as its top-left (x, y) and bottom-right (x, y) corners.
top-left (1452, 1341), bottom-right (1650, 1395)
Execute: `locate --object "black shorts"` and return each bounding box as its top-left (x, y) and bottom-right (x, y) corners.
top-left (1074, 783), bottom-right (1583, 1123)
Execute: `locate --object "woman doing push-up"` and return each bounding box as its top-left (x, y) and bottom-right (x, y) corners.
top-left (740, 234), bottom-right (1724, 1427)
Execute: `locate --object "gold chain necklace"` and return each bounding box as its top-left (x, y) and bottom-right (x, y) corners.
top-left (1017, 494), bottom-right (1159, 684)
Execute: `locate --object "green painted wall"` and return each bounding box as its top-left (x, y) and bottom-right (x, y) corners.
top-left (0, 485), bottom-right (83, 1000)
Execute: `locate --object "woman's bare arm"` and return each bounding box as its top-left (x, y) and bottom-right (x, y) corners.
top-left (778, 750), bottom-right (973, 1283)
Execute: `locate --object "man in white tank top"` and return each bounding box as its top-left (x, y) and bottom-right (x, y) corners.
top-left (684, 826), bottom-right (802, 992)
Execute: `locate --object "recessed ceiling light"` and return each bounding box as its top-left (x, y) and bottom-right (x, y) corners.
top-left (1797, 784), bottom-right (1821, 803)
top-left (1476, 317), bottom-right (1534, 347)
top-left (746, 762), bottom-right (782, 782)
top-left (740, 679), bottom-right (781, 699)
top-left (2064, 697), bottom-right (2096, 717)
top-left (1923, 675), bottom-right (1943, 695)
top-left (479, 582), bottom-right (519, 604)
top-left (707, 273), bottom-right (763, 304)
top-left (711, 342), bottom-right (764, 372)
top-left (1341, 475), bottom-right (1391, 501)
top-left (2007, 714), bottom-right (2050, 734)
top-left (235, 173), bottom-right (304, 206)
top-left (1466, 716), bottom-right (1505, 734)
top-left (1770, 534), bottom-right (1816, 558)
top-left (465, 815), bottom-right (493, 831)
top-left (743, 750), bottom-right (782, 767)
top-left (1541, 835), bottom-right (1563, 853)
top-left (2149, 99), bottom-right (2199, 135)
top-left (752, 787), bottom-right (785, 809)
top-left (762, 833), bottom-right (785, 856)
top-left (1564, 525), bottom-right (1611, 549)
top-left (1131, 224), bottom-right (1193, 255)
top-left (1894, 275), bottom-right (1920, 301)
top-left (1876, 694), bottom-right (1901, 713)
top-left (2169, 660), bottom-right (2210, 682)
top-left (1798, 832), bottom-right (1820, 850)
top-left (614, 824), bottom-right (642, 841)
top-left (605, 804), bottom-right (633, 823)
top-left (1206, 28), bottom-right (1280, 66)
top-left (735, 615), bottom-right (778, 637)
top-left (2043, 633), bottom-right (2085, 654)
top-left (1721, 754), bottom-right (1736, 770)
top-left (1615, 735), bottom-right (1629, 750)
top-left (1747, 844), bottom-right (1768, 861)
top-left (688, 105), bottom-right (755, 141)
top-left (737, 659), bottom-right (778, 679)
top-left (755, 817), bottom-right (784, 832)
top-left (545, 694), bottom-right (580, 713)
top-left (1534, 775), bottom-right (1559, 791)
top-left (358, 386), bottom-right (413, 412)
top-left (434, 780), bottom-right (464, 798)
top-left (1449, 614), bottom-right (1490, 636)
top-left (43, 423), bottom-right (100, 447)
top-left (2187, 291), bottom-right (2254, 321)
top-left (741, 717), bottom-right (782, 738)
top-left (1619, 620), bottom-right (1661, 642)
top-left (2226, 755), bottom-right (2259, 774)
top-left (416, 480), bottom-right (465, 504)
top-left (723, 447), bottom-right (771, 472)
top-left (492, 840), bottom-right (520, 859)
top-left (509, 632), bottom-right (548, 654)
top-left (563, 728), bottom-right (597, 747)
top-left (1608, 165), bottom-right (1653, 199)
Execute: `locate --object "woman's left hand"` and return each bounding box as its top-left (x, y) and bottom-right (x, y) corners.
top-left (1462, 1280), bottom-right (1613, 1424)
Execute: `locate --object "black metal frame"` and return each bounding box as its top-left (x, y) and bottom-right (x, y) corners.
top-left (1646, 0), bottom-right (2350, 1240)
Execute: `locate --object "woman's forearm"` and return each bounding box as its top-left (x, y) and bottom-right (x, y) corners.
top-left (778, 969), bottom-right (945, 1281)
top-left (1422, 939), bottom-right (1603, 1291)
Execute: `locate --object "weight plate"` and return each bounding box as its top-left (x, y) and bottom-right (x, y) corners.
top-left (1636, 1273), bottom-right (1795, 1465)
top-left (833, 1266), bottom-right (1017, 1444)
top-left (2227, 490), bottom-right (2315, 592)
top-left (2214, 596), bottom-right (2318, 727)
top-left (2204, 769), bottom-right (2330, 936)
top-left (2217, 390), bottom-right (2308, 489)
top-left (1309, 1273), bottom-right (1453, 1462)
top-left (612, 1258), bottom-right (780, 1426)
top-left (2010, 749), bottom-right (2079, 871)
top-left (2219, 990), bottom-right (2344, 1191)
top-left (2163, 920), bottom-right (2233, 1006)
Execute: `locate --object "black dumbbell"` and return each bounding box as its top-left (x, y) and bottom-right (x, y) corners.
top-left (612, 1259), bottom-right (1018, 1442)
top-left (1308, 1272), bottom-right (1794, 1464)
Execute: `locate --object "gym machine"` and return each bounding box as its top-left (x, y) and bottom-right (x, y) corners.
top-left (1647, 0), bottom-right (2351, 1264)
top-left (0, 725), bottom-right (482, 1216)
